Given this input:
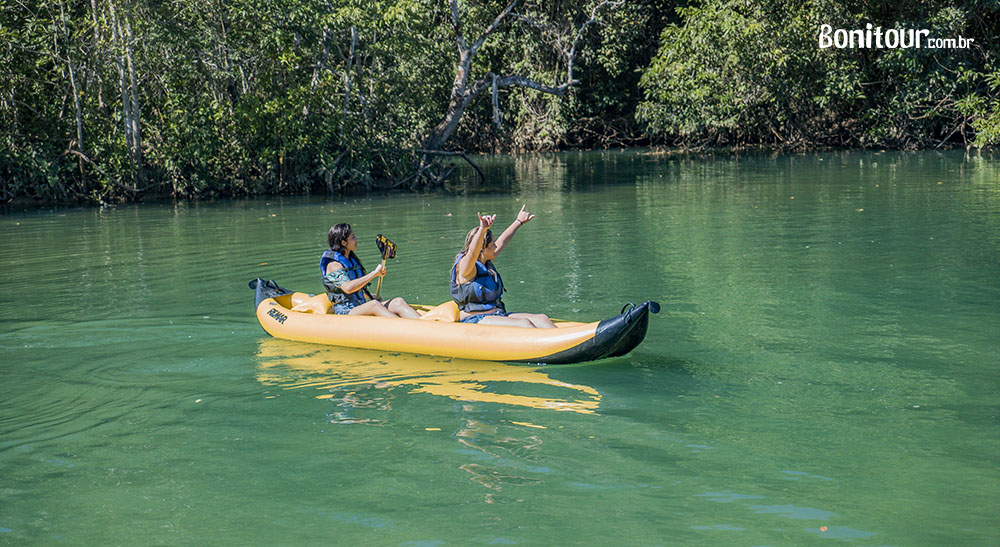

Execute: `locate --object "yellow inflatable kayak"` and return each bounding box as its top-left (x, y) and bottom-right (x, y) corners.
top-left (250, 278), bottom-right (659, 364)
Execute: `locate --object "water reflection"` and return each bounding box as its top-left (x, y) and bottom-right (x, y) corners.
top-left (453, 408), bottom-right (552, 496)
top-left (255, 339), bottom-right (601, 415)
top-left (256, 339), bottom-right (600, 498)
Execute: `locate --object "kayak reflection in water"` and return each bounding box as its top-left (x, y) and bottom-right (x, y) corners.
top-left (256, 340), bottom-right (602, 415)
top-left (322, 223), bottom-right (420, 318)
top-left (451, 205), bottom-right (555, 328)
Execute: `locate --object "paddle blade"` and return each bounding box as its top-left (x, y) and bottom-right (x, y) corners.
top-left (375, 234), bottom-right (397, 259)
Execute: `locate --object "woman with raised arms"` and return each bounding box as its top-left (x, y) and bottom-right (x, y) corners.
top-left (451, 205), bottom-right (555, 328)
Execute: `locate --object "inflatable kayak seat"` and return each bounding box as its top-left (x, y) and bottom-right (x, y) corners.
top-left (291, 293), bottom-right (333, 314)
top-left (418, 301), bottom-right (460, 322)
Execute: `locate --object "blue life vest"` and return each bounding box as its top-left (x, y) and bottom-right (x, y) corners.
top-left (321, 249), bottom-right (368, 306)
top-left (451, 253), bottom-right (505, 313)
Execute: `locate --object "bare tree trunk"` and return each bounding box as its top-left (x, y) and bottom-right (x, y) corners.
top-left (239, 65), bottom-right (248, 95)
top-left (420, 0), bottom-right (619, 153)
top-left (108, 0), bottom-right (132, 154)
top-left (108, 0), bottom-right (143, 183)
top-left (90, 0), bottom-right (105, 108)
top-left (421, 49), bottom-right (473, 151)
top-left (59, 2), bottom-right (84, 153)
top-left (340, 26), bottom-right (356, 138)
top-left (313, 27), bottom-right (328, 88)
top-left (216, 0), bottom-right (237, 113)
top-left (123, 15), bottom-right (142, 175)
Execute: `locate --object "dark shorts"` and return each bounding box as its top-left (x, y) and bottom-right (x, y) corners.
top-left (460, 310), bottom-right (508, 324)
top-left (333, 302), bottom-right (356, 315)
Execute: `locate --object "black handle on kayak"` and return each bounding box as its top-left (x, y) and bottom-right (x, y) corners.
top-left (620, 301), bottom-right (661, 325)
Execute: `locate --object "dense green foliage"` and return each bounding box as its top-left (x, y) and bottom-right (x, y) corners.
top-left (1, 0), bottom-right (997, 203)
top-left (1, 0), bottom-right (457, 201)
top-left (637, 0), bottom-right (1000, 149)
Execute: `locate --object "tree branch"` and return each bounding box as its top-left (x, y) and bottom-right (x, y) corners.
top-left (469, 0), bottom-right (517, 55)
top-left (448, 0), bottom-right (467, 51)
top-left (422, 0), bottom-right (621, 153)
top-left (416, 149), bottom-right (485, 183)
top-left (567, 1), bottom-right (622, 81)
top-left (508, 12), bottom-right (556, 34)
top-left (465, 72), bottom-right (574, 109)
top-left (476, 1), bottom-right (620, 102)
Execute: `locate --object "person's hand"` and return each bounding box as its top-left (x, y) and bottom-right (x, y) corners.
top-left (478, 212), bottom-right (496, 229)
top-left (516, 204), bottom-right (535, 225)
top-left (373, 263), bottom-right (387, 277)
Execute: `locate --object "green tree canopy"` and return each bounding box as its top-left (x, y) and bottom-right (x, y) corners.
top-left (637, 0), bottom-right (1000, 149)
top-left (1, 0), bottom-right (996, 204)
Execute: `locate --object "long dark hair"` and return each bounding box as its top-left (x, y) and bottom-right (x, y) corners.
top-left (328, 223), bottom-right (366, 273)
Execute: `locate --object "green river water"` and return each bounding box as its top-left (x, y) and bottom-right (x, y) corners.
top-left (2, 150), bottom-right (998, 545)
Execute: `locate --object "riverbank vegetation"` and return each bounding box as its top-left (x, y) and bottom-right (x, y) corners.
top-left (2, 0), bottom-right (997, 203)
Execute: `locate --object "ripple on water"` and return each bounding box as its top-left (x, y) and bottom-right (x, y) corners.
top-left (749, 504), bottom-right (837, 520)
top-left (690, 524), bottom-right (745, 531)
top-left (697, 492), bottom-right (766, 503)
top-left (0, 316), bottom-right (253, 452)
top-left (781, 470), bottom-right (833, 481)
top-left (808, 525), bottom-right (877, 539)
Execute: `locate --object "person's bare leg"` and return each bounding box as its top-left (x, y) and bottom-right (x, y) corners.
top-left (509, 312), bottom-right (555, 328)
top-left (347, 300), bottom-right (398, 318)
top-left (386, 297), bottom-right (421, 319)
top-left (478, 315), bottom-right (535, 328)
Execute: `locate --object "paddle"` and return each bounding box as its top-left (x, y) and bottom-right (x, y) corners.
top-left (374, 234), bottom-right (397, 300)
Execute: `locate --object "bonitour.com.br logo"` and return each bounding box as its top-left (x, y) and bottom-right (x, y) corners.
top-left (819, 23), bottom-right (975, 49)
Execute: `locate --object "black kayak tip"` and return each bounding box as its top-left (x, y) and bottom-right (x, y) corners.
top-left (621, 301), bottom-right (661, 315)
top-left (250, 278), bottom-right (293, 311)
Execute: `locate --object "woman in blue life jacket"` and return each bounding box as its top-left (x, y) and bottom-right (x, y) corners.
top-left (452, 205), bottom-right (555, 328)
top-left (322, 223), bottom-right (420, 318)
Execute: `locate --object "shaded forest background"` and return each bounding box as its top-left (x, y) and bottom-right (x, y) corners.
top-left (2, 0), bottom-right (998, 203)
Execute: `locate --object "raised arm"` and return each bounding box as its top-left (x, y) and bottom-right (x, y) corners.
top-left (493, 204), bottom-right (536, 256)
top-left (456, 212), bottom-right (495, 283)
